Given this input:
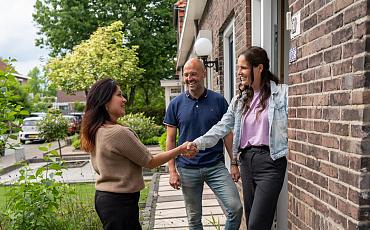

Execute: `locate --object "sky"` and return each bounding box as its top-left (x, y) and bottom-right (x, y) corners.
top-left (0, 0), bottom-right (49, 76)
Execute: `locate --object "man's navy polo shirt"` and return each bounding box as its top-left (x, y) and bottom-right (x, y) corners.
top-left (163, 89), bottom-right (229, 168)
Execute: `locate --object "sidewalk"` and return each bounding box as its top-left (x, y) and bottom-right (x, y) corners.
top-left (148, 174), bottom-right (226, 229)
top-left (0, 139), bottom-right (69, 173)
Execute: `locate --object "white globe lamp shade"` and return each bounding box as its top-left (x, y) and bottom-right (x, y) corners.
top-left (194, 38), bottom-right (212, 56)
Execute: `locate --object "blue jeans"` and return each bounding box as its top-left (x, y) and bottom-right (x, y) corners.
top-left (177, 161), bottom-right (243, 230)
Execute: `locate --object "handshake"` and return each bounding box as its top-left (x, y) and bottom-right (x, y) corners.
top-left (178, 141), bottom-right (199, 158)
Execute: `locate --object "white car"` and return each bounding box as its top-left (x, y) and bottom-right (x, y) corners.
top-left (19, 117), bottom-right (45, 144)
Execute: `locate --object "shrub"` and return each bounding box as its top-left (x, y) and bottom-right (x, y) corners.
top-left (2, 148), bottom-right (72, 230)
top-left (142, 136), bottom-right (160, 145)
top-left (71, 134), bottom-right (81, 150)
top-left (158, 131), bottom-right (178, 151)
top-left (118, 113), bottom-right (165, 143)
top-left (125, 106), bottom-right (165, 125)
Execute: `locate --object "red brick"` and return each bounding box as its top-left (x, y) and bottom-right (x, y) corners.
top-left (352, 90), bottom-right (370, 105)
top-left (289, 73), bottom-right (303, 84)
top-left (320, 162), bottom-right (338, 178)
top-left (289, 107), bottom-right (297, 118)
top-left (334, 0), bottom-right (354, 13)
top-left (314, 121), bottom-right (329, 133)
top-left (332, 25), bottom-right (353, 45)
top-left (303, 14), bottom-right (318, 32)
top-left (317, 2), bottom-right (333, 23)
top-left (315, 65), bottom-right (331, 79)
top-left (332, 59), bottom-right (352, 76)
top-left (289, 119), bottom-right (302, 129)
top-left (308, 132), bottom-right (322, 145)
top-left (329, 92), bottom-right (351, 106)
top-left (307, 145), bottom-right (329, 161)
top-left (302, 95), bottom-right (314, 106)
top-left (302, 69), bottom-right (315, 82)
top-left (314, 198), bottom-right (330, 215)
top-left (350, 124), bottom-right (370, 138)
top-left (301, 120), bottom-right (313, 131)
top-left (323, 107), bottom-right (340, 120)
top-left (340, 138), bottom-right (363, 155)
top-left (328, 179), bottom-right (348, 198)
top-left (297, 108), bottom-right (308, 118)
top-left (343, 39), bottom-right (366, 59)
top-left (325, 13), bottom-right (343, 33)
top-left (329, 207), bottom-right (348, 228)
top-left (320, 189), bottom-right (338, 207)
top-left (308, 53), bottom-right (322, 67)
top-left (322, 135), bottom-right (339, 148)
top-left (307, 108), bottom-right (322, 119)
top-left (324, 46), bottom-right (342, 63)
top-left (341, 109), bottom-right (362, 121)
top-left (343, 1), bottom-right (367, 24)
top-left (323, 78), bottom-right (341, 91)
top-left (308, 81), bottom-right (323, 93)
top-left (330, 122), bottom-right (349, 136)
top-left (313, 94), bottom-right (329, 106)
top-left (330, 151), bottom-right (350, 167)
top-left (312, 172), bottom-right (328, 188)
top-left (297, 130), bottom-right (308, 142)
top-left (289, 96), bottom-right (302, 107)
top-left (338, 168), bottom-right (360, 187)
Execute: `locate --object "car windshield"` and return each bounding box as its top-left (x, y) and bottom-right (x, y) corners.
top-left (23, 120), bottom-right (38, 126)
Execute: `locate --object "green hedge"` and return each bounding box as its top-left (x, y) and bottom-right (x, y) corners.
top-left (125, 106), bottom-right (165, 125)
top-left (119, 113), bottom-right (165, 144)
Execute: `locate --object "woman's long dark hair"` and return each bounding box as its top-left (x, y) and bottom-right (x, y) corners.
top-left (238, 46), bottom-right (279, 117)
top-left (81, 78), bottom-right (117, 152)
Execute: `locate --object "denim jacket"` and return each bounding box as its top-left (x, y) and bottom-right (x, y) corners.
top-left (194, 81), bottom-right (288, 161)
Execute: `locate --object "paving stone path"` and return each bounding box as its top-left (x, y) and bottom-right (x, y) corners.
top-left (152, 174), bottom-right (226, 229)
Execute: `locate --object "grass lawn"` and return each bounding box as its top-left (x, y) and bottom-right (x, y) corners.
top-left (0, 181), bottom-right (151, 210)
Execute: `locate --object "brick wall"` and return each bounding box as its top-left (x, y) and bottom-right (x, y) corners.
top-left (199, 0), bottom-right (250, 94)
top-left (288, 0), bottom-right (370, 229)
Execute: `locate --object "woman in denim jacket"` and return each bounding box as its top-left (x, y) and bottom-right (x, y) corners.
top-left (190, 46), bottom-right (288, 230)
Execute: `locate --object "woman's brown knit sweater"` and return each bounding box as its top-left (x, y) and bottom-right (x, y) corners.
top-left (91, 124), bottom-right (153, 193)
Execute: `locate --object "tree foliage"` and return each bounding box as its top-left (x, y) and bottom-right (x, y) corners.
top-left (0, 60), bottom-right (30, 155)
top-left (45, 21), bottom-right (143, 94)
top-left (37, 110), bottom-right (68, 157)
top-left (33, 0), bottom-right (177, 106)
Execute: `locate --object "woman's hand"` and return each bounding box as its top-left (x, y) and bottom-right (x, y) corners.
top-left (179, 141), bottom-right (198, 158)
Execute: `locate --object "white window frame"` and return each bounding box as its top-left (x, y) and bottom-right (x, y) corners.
top-left (223, 18), bottom-right (236, 103)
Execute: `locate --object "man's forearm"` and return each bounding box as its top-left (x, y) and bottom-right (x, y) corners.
top-left (167, 139), bottom-right (177, 173)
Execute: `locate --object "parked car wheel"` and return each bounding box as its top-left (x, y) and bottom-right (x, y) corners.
top-left (20, 140), bottom-right (26, 144)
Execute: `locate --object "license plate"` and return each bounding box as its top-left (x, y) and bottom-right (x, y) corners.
top-left (29, 135), bottom-right (38, 139)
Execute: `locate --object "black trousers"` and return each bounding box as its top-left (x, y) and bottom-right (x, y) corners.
top-left (95, 190), bottom-right (142, 230)
top-left (239, 146), bottom-right (287, 230)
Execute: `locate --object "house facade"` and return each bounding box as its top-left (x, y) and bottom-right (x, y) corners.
top-left (0, 60), bottom-right (30, 84)
top-left (174, 0), bottom-right (369, 229)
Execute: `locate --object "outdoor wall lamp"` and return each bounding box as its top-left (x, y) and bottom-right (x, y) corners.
top-left (194, 37), bottom-right (219, 72)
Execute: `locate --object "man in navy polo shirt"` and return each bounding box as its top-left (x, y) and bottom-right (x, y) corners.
top-left (164, 58), bottom-right (243, 229)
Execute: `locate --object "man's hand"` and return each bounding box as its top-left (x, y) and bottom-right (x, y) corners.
top-left (179, 141), bottom-right (198, 158)
top-left (230, 165), bottom-right (240, 182)
top-left (169, 171), bottom-right (181, 190)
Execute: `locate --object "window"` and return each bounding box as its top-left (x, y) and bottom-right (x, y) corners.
top-left (223, 19), bottom-right (236, 103)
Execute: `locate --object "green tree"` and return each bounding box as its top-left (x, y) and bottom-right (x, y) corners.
top-left (26, 67), bottom-right (44, 95)
top-left (45, 21), bottom-right (143, 97)
top-left (0, 60), bottom-right (29, 156)
top-left (33, 0), bottom-right (177, 106)
top-left (37, 110), bottom-right (68, 158)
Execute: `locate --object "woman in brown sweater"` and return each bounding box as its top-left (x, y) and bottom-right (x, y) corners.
top-left (81, 79), bottom-right (196, 230)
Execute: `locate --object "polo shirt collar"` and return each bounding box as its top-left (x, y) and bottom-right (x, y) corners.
top-left (185, 88), bottom-right (208, 100)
